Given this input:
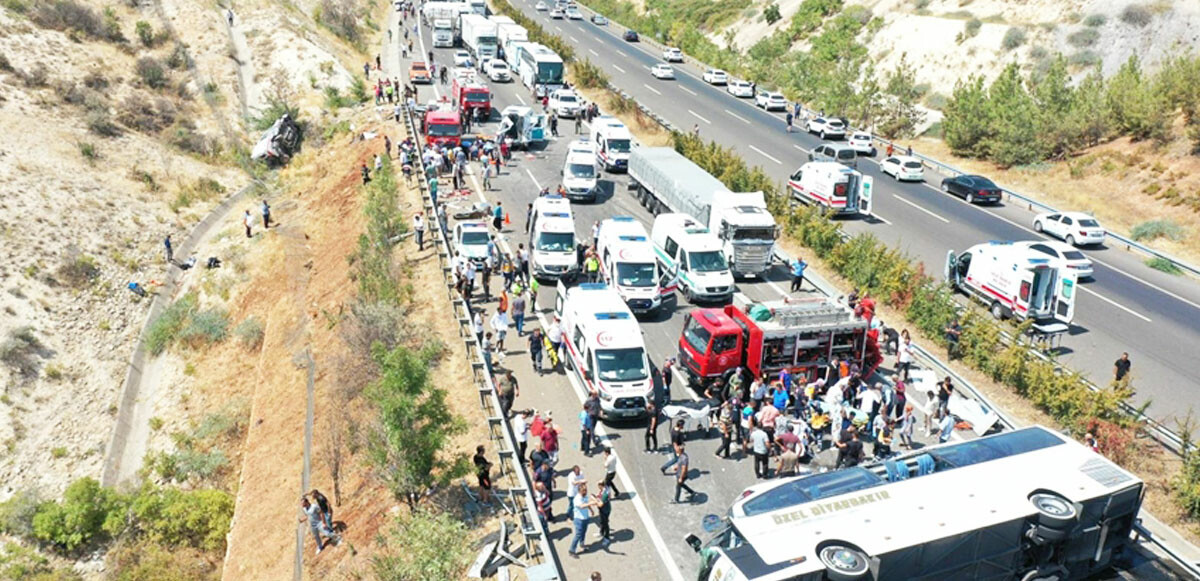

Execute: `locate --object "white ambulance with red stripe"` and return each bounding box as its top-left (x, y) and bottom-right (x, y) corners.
top-left (589, 116), bottom-right (633, 173)
top-left (595, 216), bottom-right (678, 316)
top-left (554, 281), bottom-right (654, 419)
top-left (945, 241), bottom-right (1078, 323)
top-left (788, 161), bottom-right (873, 216)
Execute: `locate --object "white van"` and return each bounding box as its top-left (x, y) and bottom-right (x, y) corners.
top-left (589, 116), bottom-right (633, 172)
top-left (528, 195), bottom-right (579, 280)
top-left (596, 216), bottom-right (677, 315)
top-left (946, 241), bottom-right (1078, 323)
top-left (555, 281), bottom-right (653, 419)
top-left (651, 213), bottom-right (734, 303)
top-left (561, 141), bottom-right (598, 202)
top-left (788, 161), bottom-right (873, 216)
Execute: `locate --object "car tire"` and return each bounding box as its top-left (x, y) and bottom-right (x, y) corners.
top-left (941, 182), bottom-right (950, 193)
top-left (817, 543), bottom-right (871, 581)
top-left (1034, 221), bottom-right (1043, 233)
top-left (685, 286), bottom-right (696, 303)
top-left (990, 301), bottom-right (1005, 320)
top-left (820, 131), bottom-right (826, 140)
top-left (965, 192), bottom-right (975, 204)
top-left (892, 170), bottom-right (899, 181)
top-left (1066, 235), bottom-right (1076, 247)
top-left (869, 147), bottom-right (877, 157)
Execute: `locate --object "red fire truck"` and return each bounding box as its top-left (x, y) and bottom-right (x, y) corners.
top-left (423, 107), bottom-right (462, 148)
top-left (677, 295), bottom-right (881, 387)
top-left (451, 68), bottom-right (493, 120)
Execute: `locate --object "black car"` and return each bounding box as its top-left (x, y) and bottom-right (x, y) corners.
top-left (623, 29), bottom-right (638, 41)
top-left (940, 174), bottom-right (1002, 204)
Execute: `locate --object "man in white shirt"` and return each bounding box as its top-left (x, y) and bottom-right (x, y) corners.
top-left (750, 425), bottom-right (770, 479)
top-left (412, 213), bottom-right (426, 250)
top-left (490, 309), bottom-right (510, 351)
top-left (512, 410), bottom-right (529, 464)
top-left (565, 465), bottom-right (585, 516)
top-left (602, 446), bottom-right (621, 498)
top-left (472, 310), bottom-right (484, 344)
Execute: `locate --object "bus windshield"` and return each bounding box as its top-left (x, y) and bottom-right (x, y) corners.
top-left (536, 232), bottom-right (574, 252)
top-left (615, 262), bottom-right (656, 287)
top-left (537, 63), bottom-right (564, 84)
top-left (682, 317), bottom-right (711, 353)
top-left (690, 251), bottom-right (728, 273)
top-left (595, 348), bottom-right (649, 382)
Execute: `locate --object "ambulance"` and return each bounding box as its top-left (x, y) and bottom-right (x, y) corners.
top-left (589, 116), bottom-right (633, 173)
top-left (788, 161), bottom-right (873, 216)
top-left (528, 195), bottom-right (579, 281)
top-left (554, 282), bottom-right (654, 419)
top-left (595, 216), bottom-right (678, 315)
top-left (651, 213), bottom-right (735, 303)
top-left (945, 241), bottom-right (1078, 323)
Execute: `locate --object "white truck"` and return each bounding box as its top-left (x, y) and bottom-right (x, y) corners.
top-left (651, 214), bottom-right (735, 303)
top-left (630, 147), bottom-right (779, 279)
top-left (422, 2), bottom-right (472, 47)
top-left (460, 13), bottom-right (499, 63)
top-left (554, 281), bottom-right (654, 419)
top-left (589, 116), bottom-right (632, 173)
top-left (468, 0), bottom-right (486, 15)
top-left (496, 23), bottom-right (528, 57)
top-left (946, 241), bottom-right (1078, 323)
top-left (596, 216), bottom-right (677, 315)
top-left (788, 160), bottom-right (873, 217)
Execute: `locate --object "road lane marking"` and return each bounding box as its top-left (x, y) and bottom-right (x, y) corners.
top-left (893, 195), bottom-right (950, 224)
top-left (679, 86), bottom-right (697, 96)
top-left (725, 109), bottom-right (750, 124)
top-left (515, 94), bottom-right (526, 105)
top-left (1080, 287), bottom-right (1152, 323)
top-left (525, 168), bottom-right (542, 189)
top-left (589, 48), bottom-right (599, 56)
top-left (570, 35), bottom-right (579, 43)
top-left (793, 144), bottom-right (807, 153)
top-left (617, 50), bottom-right (628, 58)
top-left (555, 25), bottom-right (563, 32)
top-left (688, 110), bottom-right (710, 124)
top-left (749, 145), bottom-right (781, 165)
top-left (613, 64), bottom-right (626, 73)
top-left (643, 83), bottom-right (662, 95)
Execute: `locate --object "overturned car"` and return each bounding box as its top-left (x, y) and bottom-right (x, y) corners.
top-left (251, 114), bottom-right (301, 165)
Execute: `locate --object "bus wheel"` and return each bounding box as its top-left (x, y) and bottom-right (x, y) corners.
top-left (989, 301), bottom-right (1005, 320)
top-left (1029, 492), bottom-right (1077, 530)
top-left (1020, 565), bottom-right (1069, 581)
top-left (817, 542), bottom-right (871, 581)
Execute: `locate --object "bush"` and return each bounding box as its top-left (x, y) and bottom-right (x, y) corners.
top-left (1120, 4), bottom-right (1152, 27)
top-left (234, 317), bottom-right (264, 349)
top-left (0, 541), bottom-right (81, 581)
top-left (763, 3), bottom-right (781, 25)
top-left (105, 539), bottom-right (218, 581)
top-left (1146, 256), bottom-right (1183, 275)
top-left (0, 327), bottom-right (43, 379)
top-left (315, 0), bottom-right (361, 46)
top-left (127, 486), bottom-right (233, 551)
top-left (1067, 28), bottom-right (1099, 47)
top-left (17, 63), bottom-right (48, 88)
top-left (55, 252), bottom-right (100, 288)
top-left (168, 120), bottom-right (219, 156)
top-left (1001, 27), bottom-right (1025, 50)
top-left (30, 0), bottom-right (101, 38)
top-left (135, 20), bottom-right (154, 46)
top-left (169, 177), bottom-right (225, 212)
top-left (1083, 13), bottom-right (1106, 27)
top-left (372, 510), bottom-right (471, 580)
top-left (165, 43), bottom-right (189, 70)
top-left (145, 293), bottom-right (198, 355)
top-left (348, 75), bottom-right (367, 103)
top-left (32, 478), bottom-right (127, 552)
top-left (135, 57), bottom-right (167, 89)
top-left (962, 17), bottom-right (981, 39)
top-left (1131, 219), bottom-right (1184, 242)
top-left (77, 141), bottom-right (98, 163)
top-left (1067, 50), bottom-right (1101, 67)
top-left (571, 58), bottom-right (610, 89)
top-left (176, 308), bottom-right (228, 347)
top-left (0, 490), bottom-right (42, 537)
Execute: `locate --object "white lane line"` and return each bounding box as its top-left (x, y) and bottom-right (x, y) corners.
top-left (725, 109), bottom-right (751, 124)
top-left (748, 145), bottom-right (781, 165)
top-left (570, 35), bottom-right (579, 43)
top-left (688, 110), bottom-right (711, 124)
top-left (617, 50), bottom-right (628, 58)
top-left (555, 25), bottom-right (563, 32)
top-left (643, 83), bottom-right (662, 95)
top-left (765, 279), bottom-right (791, 298)
top-left (893, 195), bottom-right (950, 224)
top-left (679, 86), bottom-right (697, 96)
top-left (793, 144), bottom-right (807, 153)
top-left (589, 48), bottom-right (599, 56)
top-left (613, 64), bottom-right (626, 73)
top-left (1080, 287), bottom-right (1152, 323)
top-left (462, 168), bottom-right (686, 581)
top-left (525, 168), bottom-right (542, 189)
top-left (515, 94), bottom-right (527, 106)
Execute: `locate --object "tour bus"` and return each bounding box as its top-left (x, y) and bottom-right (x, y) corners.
top-left (555, 282), bottom-right (654, 419)
top-left (686, 426), bottom-right (1144, 581)
top-left (513, 42), bottom-right (565, 98)
top-left (595, 216), bottom-right (677, 315)
top-left (528, 195), bottom-right (578, 281)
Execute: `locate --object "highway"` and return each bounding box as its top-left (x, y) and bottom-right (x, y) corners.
top-left (504, 0), bottom-right (1200, 424)
top-left (397, 11), bottom-right (1184, 580)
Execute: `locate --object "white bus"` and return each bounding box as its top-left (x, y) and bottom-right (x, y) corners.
top-left (686, 426), bottom-right (1144, 581)
top-left (513, 42), bottom-right (564, 98)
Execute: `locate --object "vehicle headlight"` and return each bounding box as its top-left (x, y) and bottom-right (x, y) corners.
top-left (598, 390), bottom-right (614, 401)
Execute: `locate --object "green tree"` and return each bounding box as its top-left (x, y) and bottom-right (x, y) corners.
top-left (986, 63), bottom-right (1043, 166)
top-left (372, 510), bottom-right (471, 580)
top-left (1106, 55), bottom-right (1167, 141)
top-left (875, 54), bottom-right (926, 138)
top-left (1070, 67), bottom-right (1112, 148)
top-left (764, 3), bottom-right (782, 25)
top-left (942, 75), bottom-right (993, 158)
top-left (32, 478), bottom-right (127, 552)
top-left (365, 344), bottom-right (468, 510)
top-left (1032, 55), bottom-right (1080, 158)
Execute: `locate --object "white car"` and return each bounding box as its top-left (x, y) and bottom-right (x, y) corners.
top-left (807, 116), bottom-right (846, 139)
top-left (663, 47), bottom-right (683, 62)
top-left (453, 50), bottom-right (473, 68)
top-left (1016, 240), bottom-right (1094, 279)
top-left (847, 132), bottom-right (876, 156)
top-left (550, 7), bottom-right (564, 18)
top-left (548, 88), bottom-right (582, 117)
top-left (880, 156), bottom-right (925, 182)
top-left (535, 0), bottom-right (547, 9)
top-left (454, 222), bottom-right (491, 264)
top-left (702, 68), bottom-right (728, 85)
top-left (1034, 212), bottom-right (1106, 247)
top-left (754, 90), bottom-right (787, 111)
top-left (726, 80), bottom-right (753, 98)
top-left (485, 59), bottom-right (511, 82)
top-left (566, 7), bottom-right (583, 19)
top-left (650, 63), bottom-right (675, 79)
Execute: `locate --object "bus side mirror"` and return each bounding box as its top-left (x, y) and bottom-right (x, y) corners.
top-left (685, 534), bottom-right (702, 553)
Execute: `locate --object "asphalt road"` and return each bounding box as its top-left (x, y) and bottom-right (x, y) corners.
top-left (399, 12), bottom-right (1183, 581)
top-left (504, 1), bottom-right (1200, 425)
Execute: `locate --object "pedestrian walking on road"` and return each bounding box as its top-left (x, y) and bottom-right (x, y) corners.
top-left (1114, 352), bottom-right (1132, 383)
top-left (672, 447), bottom-right (697, 503)
top-left (549, 113), bottom-right (559, 137)
top-left (602, 446), bottom-right (621, 497)
top-left (514, 410), bottom-right (530, 463)
top-left (644, 400), bottom-right (659, 452)
top-left (511, 290), bottom-right (526, 336)
top-left (375, 54), bottom-right (381, 71)
top-left (786, 111), bottom-right (794, 133)
top-left (660, 419), bottom-right (686, 472)
top-left (575, 114), bottom-right (582, 134)
top-left (243, 210), bottom-right (253, 238)
top-left (226, 8), bottom-right (233, 26)
top-left (261, 199), bottom-right (271, 229)
top-left (163, 234), bottom-right (173, 263)
top-left (569, 483), bottom-right (597, 557)
top-left (595, 482), bottom-right (613, 546)
top-left (790, 257), bottom-right (807, 292)
top-left (529, 328), bottom-right (544, 374)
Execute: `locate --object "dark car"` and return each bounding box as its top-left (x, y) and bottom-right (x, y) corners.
top-left (940, 174), bottom-right (1002, 204)
top-left (623, 29), bottom-right (639, 42)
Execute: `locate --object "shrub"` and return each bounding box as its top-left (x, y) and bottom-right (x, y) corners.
top-left (1083, 13), bottom-right (1106, 27)
top-left (135, 20), bottom-right (154, 46)
top-left (571, 58), bottom-right (610, 89)
top-left (105, 539), bottom-right (218, 581)
top-left (315, 0), bottom-right (361, 45)
top-left (1067, 28), bottom-right (1099, 47)
top-left (912, 0), bottom-right (931, 8)
top-left (234, 317), bottom-right (264, 349)
top-left (136, 57), bottom-right (167, 89)
top-left (165, 43), bottom-right (189, 70)
top-left (763, 3), bottom-right (781, 24)
top-left (963, 17), bottom-right (981, 37)
top-left (86, 108), bottom-right (120, 137)
top-left (0, 541), bottom-right (81, 580)
top-left (0, 327), bottom-right (43, 379)
top-left (0, 52), bottom-right (12, 72)
top-left (77, 141), bottom-right (98, 163)
top-left (127, 486), bottom-right (233, 551)
top-left (176, 308), bottom-right (229, 347)
top-left (372, 510), bottom-right (471, 580)
top-left (17, 63), bottom-right (48, 87)
top-left (1120, 4), bottom-right (1152, 27)
top-left (0, 489), bottom-right (42, 537)
top-left (169, 120), bottom-right (219, 156)
top-left (1001, 27), bottom-right (1025, 50)
top-left (32, 478), bottom-right (127, 552)
top-left (1146, 256), bottom-right (1183, 275)
top-left (56, 252), bottom-right (100, 288)
top-left (1067, 50), bottom-right (1101, 67)
top-left (170, 177), bottom-right (225, 212)
top-left (30, 0), bottom-right (102, 38)
top-left (322, 85), bottom-right (355, 109)
top-left (145, 293), bottom-right (198, 355)
top-left (348, 75), bottom-right (368, 103)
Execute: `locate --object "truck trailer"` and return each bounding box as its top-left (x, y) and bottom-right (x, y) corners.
top-left (460, 13), bottom-right (499, 62)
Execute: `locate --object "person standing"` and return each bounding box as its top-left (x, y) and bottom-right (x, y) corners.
top-left (672, 446), bottom-right (696, 503)
top-left (492, 200), bottom-right (504, 231)
top-left (226, 8), bottom-right (233, 26)
top-left (511, 290), bottom-right (526, 336)
top-left (310, 489), bottom-right (333, 531)
top-left (497, 370), bottom-right (519, 418)
top-left (936, 376), bottom-right (954, 416)
top-left (163, 234), bottom-right (173, 263)
top-left (944, 318), bottom-right (962, 360)
top-left (490, 309), bottom-right (509, 352)
top-left (541, 419), bottom-right (560, 466)
top-left (715, 403), bottom-right (733, 459)
top-left (585, 392), bottom-right (601, 449)
top-left (595, 481), bottom-right (613, 546)
top-left (243, 210), bottom-right (253, 238)
top-left (578, 404), bottom-right (594, 456)
top-left (413, 213), bottom-right (425, 250)
top-left (575, 114), bottom-right (582, 134)
top-left (644, 400), bottom-right (659, 453)
top-left (790, 258), bottom-right (807, 292)
top-left (569, 482), bottom-right (596, 557)
top-left (602, 446), bottom-right (621, 498)
top-left (776, 443), bottom-right (799, 478)
top-left (299, 497), bottom-right (336, 554)
top-left (896, 332), bottom-right (913, 381)
top-left (1114, 352), bottom-right (1132, 383)
top-left (661, 357), bottom-right (674, 393)
top-left (261, 199), bottom-right (272, 229)
top-left (785, 111), bottom-right (794, 133)
top-left (513, 410), bottom-right (530, 463)
top-left (472, 308), bottom-right (484, 343)
top-left (529, 328), bottom-right (544, 374)
top-left (566, 464), bottom-right (585, 515)
top-left (660, 419), bottom-right (685, 473)
top-left (750, 423), bottom-right (770, 478)
top-left (473, 445), bottom-right (493, 503)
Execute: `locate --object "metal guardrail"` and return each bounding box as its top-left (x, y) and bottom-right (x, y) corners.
top-left (402, 106), bottom-right (563, 580)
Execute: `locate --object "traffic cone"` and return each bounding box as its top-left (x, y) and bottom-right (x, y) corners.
top-left (504, 213), bottom-right (511, 225)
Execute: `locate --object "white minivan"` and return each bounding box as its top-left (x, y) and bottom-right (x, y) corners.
top-left (650, 213), bottom-right (734, 303)
top-left (562, 140), bottom-right (598, 202)
top-left (528, 195), bottom-right (579, 280)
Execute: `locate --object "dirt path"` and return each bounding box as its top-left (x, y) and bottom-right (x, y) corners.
top-left (224, 6), bottom-right (265, 121)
